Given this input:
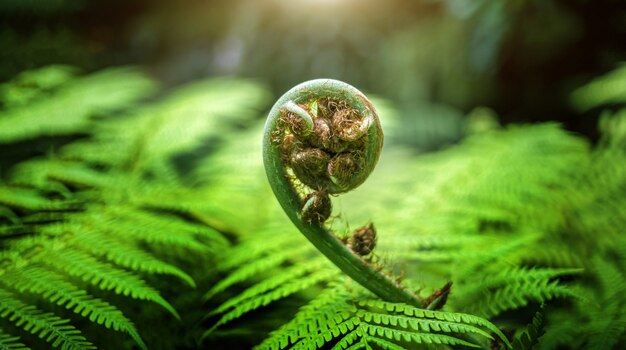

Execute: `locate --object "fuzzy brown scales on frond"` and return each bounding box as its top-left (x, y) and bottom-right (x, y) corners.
top-left (346, 223), bottom-right (377, 256)
top-left (274, 98), bottom-right (374, 224)
top-left (277, 99), bottom-right (370, 196)
top-left (301, 191), bottom-right (332, 224)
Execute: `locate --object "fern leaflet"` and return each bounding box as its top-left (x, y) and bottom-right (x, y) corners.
top-left (0, 289), bottom-right (95, 350)
top-left (255, 283), bottom-right (510, 350)
top-left (1, 266), bottom-right (146, 349)
top-left (0, 329), bottom-right (27, 350)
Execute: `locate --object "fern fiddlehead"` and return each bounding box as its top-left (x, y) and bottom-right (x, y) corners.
top-left (263, 79), bottom-right (422, 306)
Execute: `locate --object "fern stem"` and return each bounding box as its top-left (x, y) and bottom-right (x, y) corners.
top-left (263, 79), bottom-right (422, 307)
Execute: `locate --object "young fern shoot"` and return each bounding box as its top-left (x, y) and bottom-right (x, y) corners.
top-left (262, 79), bottom-right (423, 307)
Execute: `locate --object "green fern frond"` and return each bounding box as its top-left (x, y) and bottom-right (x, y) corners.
top-left (0, 206), bottom-right (19, 225)
top-left (572, 117), bottom-right (626, 249)
top-left (34, 213), bottom-right (214, 280)
top-left (207, 258), bottom-right (339, 334)
top-left (202, 225), bottom-right (332, 340)
top-left (0, 186), bottom-right (73, 212)
top-left (360, 324), bottom-right (480, 348)
top-left (254, 283), bottom-right (510, 350)
top-left (0, 67), bottom-right (156, 143)
top-left (597, 110), bottom-right (626, 148)
top-left (211, 261), bottom-right (335, 316)
top-left (8, 159), bottom-right (121, 191)
top-left (37, 247), bottom-right (180, 319)
top-left (571, 63), bottom-right (626, 111)
top-left (208, 269), bottom-right (340, 336)
top-left (426, 124), bottom-right (587, 233)
top-left (203, 223), bottom-right (328, 307)
top-left (205, 244), bottom-right (314, 300)
top-left (381, 233), bottom-right (498, 263)
top-left (521, 241), bottom-right (586, 268)
top-left (0, 328), bottom-right (27, 350)
top-left (185, 125), bottom-right (275, 234)
top-left (1, 266), bottom-right (146, 349)
top-left (584, 256), bottom-right (626, 350)
top-left (538, 313), bottom-right (579, 350)
top-left (218, 223), bottom-right (307, 270)
top-left (256, 283), bottom-right (357, 350)
top-left (537, 253), bottom-right (626, 350)
top-left (0, 289), bottom-right (95, 350)
top-left (60, 77), bottom-right (269, 172)
top-left (78, 206), bottom-right (225, 253)
top-left (512, 306), bottom-right (545, 350)
top-left (359, 299), bottom-right (508, 343)
top-left (473, 266), bottom-right (582, 291)
top-left (204, 223), bottom-right (313, 299)
top-left (69, 228), bottom-right (196, 287)
top-left (129, 78), bottom-right (269, 165)
top-left (459, 268), bottom-right (582, 318)
top-left (0, 65), bottom-right (77, 108)
top-left (357, 310), bottom-right (493, 340)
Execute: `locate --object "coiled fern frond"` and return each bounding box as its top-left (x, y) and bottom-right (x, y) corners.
top-left (203, 70), bottom-right (626, 349)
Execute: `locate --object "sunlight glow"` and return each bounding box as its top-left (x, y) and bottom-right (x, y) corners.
top-left (277, 0), bottom-right (351, 9)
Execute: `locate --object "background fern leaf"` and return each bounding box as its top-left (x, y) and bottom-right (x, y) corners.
top-left (206, 260), bottom-right (339, 335)
top-left (0, 289), bottom-right (95, 350)
top-left (512, 306), bottom-right (545, 350)
top-left (1, 266), bottom-right (146, 349)
top-left (60, 78), bottom-right (268, 173)
top-left (0, 186), bottom-right (73, 212)
top-left (455, 267), bottom-right (583, 318)
top-left (584, 256), bottom-right (626, 350)
top-left (204, 227), bottom-right (314, 300)
top-left (0, 329), bottom-right (27, 350)
top-left (0, 67), bottom-right (156, 143)
top-left (37, 248), bottom-right (180, 319)
top-left (69, 228), bottom-right (196, 287)
top-left (570, 63), bottom-right (626, 111)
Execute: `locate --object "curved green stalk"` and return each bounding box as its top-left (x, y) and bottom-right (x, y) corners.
top-left (262, 79), bottom-right (422, 306)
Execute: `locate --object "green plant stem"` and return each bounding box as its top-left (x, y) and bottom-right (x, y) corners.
top-left (263, 79), bottom-right (422, 307)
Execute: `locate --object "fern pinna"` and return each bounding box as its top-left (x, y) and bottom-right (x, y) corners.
top-left (0, 66), bottom-right (268, 349)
